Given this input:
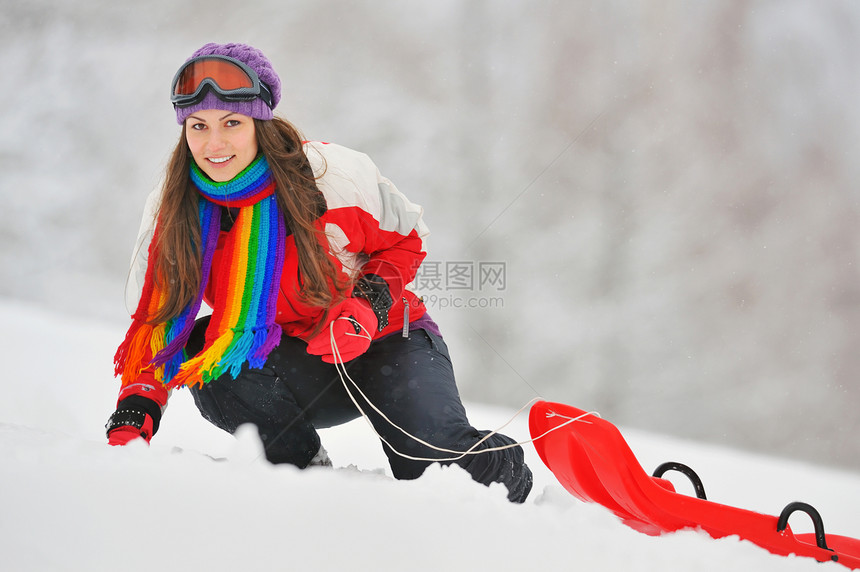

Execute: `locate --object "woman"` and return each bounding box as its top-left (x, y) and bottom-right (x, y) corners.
top-left (107, 42), bottom-right (532, 503)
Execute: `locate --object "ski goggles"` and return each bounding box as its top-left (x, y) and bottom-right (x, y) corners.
top-left (170, 54), bottom-right (274, 109)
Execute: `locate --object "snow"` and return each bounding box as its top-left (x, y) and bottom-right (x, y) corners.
top-left (1, 297), bottom-right (858, 572)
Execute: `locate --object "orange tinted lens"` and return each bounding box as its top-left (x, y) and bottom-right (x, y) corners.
top-left (174, 59), bottom-right (254, 95)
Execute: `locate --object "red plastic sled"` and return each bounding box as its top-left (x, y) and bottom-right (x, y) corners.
top-left (529, 400), bottom-right (860, 569)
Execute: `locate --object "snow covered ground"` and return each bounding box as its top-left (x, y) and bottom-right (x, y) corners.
top-left (1, 297), bottom-right (858, 572)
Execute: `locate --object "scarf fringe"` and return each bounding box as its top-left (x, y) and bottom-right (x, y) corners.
top-left (167, 329), bottom-right (236, 389)
top-left (154, 314), bottom-right (194, 365)
top-left (217, 328), bottom-right (257, 378)
top-left (166, 323), bottom-right (285, 389)
top-left (250, 324), bottom-right (283, 367)
top-left (160, 349), bottom-right (186, 385)
top-left (113, 320), bottom-right (153, 385)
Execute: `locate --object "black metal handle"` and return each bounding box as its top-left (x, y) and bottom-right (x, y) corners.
top-left (652, 461), bottom-right (707, 500)
top-left (777, 501), bottom-right (836, 559)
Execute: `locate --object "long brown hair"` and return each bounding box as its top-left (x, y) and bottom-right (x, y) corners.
top-left (149, 117), bottom-right (349, 324)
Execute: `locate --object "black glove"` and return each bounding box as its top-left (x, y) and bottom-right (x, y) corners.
top-left (106, 395), bottom-right (163, 446)
top-left (352, 273), bottom-right (394, 332)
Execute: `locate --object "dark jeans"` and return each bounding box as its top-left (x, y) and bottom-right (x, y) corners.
top-left (186, 317), bottom-right (532, 503)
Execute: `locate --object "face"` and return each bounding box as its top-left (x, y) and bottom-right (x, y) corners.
top-left (185, 110), bottom-right (259, 182)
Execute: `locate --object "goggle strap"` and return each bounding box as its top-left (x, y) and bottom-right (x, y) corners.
top-left (258, 82), bottom-right (274, 108)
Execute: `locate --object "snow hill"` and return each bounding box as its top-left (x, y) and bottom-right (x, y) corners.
top-left (1, 298), bottom-right (858, 572)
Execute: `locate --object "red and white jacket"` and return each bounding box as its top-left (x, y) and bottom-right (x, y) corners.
top-left (119, 142), bottom-right (430, 405)
top-left (299, 140), bottom-right (430, 338)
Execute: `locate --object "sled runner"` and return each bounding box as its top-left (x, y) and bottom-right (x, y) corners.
top-left (529, 400), bottom-right (860, 569)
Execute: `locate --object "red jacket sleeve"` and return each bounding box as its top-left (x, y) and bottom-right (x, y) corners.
top-left (115, 371), bottom-right (170, 408)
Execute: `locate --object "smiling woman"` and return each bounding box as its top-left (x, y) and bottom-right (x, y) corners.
top-left (184, 110), bottom-right (259, 182)
top-left (105, 42), bottom-right (533, 504)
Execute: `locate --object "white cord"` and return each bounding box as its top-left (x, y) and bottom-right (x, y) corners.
top-left (328, 319), bottom-right (599, 462)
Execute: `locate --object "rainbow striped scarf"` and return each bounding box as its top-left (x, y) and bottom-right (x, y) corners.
top-left (114, 154), bottom-right (286, 389)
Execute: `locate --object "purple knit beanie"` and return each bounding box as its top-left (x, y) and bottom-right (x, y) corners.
top-left (174, 42), bottom-right (282, 124)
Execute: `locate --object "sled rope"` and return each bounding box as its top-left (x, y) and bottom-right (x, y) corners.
top-left (328, 319), bottom-right (599, 462)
